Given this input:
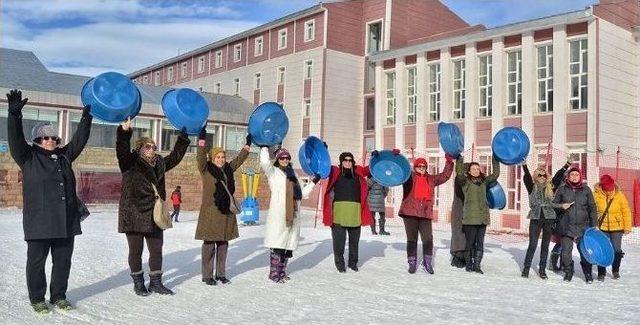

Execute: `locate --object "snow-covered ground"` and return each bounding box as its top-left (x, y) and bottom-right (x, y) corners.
top-left (0, 206), bottom-right (638, 324)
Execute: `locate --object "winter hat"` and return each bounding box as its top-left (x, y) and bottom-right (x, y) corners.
top-left (567, 166), bottom-right (582, 179)
top-left (31, 123), bottom-right (59, 143)
top-left (209, 147), bottom-right (225, 160)
top-left (600, 174), bottom-right (615, 192)
top-left (339, 152), bottom-right (355, 163)
top-left (413, 158), bottom-right (427, 168)
top-left (275, 148), bottom-right (291, 160)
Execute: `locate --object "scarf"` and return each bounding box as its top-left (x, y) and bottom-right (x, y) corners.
top-left (279, 165), bottom-right (302, 227)
top-left (413, 174), bottom-right (432, 200)
top-left (565, 178), bottom-right (584, 190)
top-left (207, 162), bottom-right (235, 214)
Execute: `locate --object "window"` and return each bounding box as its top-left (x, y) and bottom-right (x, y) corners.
top-left (142, 75), bottom-right (148, 84)
top-left (406, 67), bottom-right (417, 123)
top-left (233, 78), bottom-right (240, 96)
top-left (453, 60), bottom-right (466, 119)
top-left (365, 97), bottom-right (375, 130)
top-left (233, 44), bottom-right (242, 62)
top-left (278, 29), bottom-right (288, 50)
top-left (254, 73), bottom-right (261, 90)
top-left (215, 82), bottom-right (221, 94)
top-left (537, 45), bottom-right (554, 113)
top-left (214, 51), bottom-right (223, 68)
top-left (167, 67), bottom-right (174, 82)
top-left (225, 126), bottom-right (248, 151)
top-left (365, 60), bottom-right (376, 92)
top-left (162, 121), bottom-right (217, 154)
top-left (507, 51), bottom-right (522, 115)
top-left (569, 151), bottom-right (588, 178)
top-left (154, 71), bottom-right (161, 86)
top-left (569, 39), bottom-right (588, 110)
top-left (385, 72), bottom-right (396, 125)
top-left (304, 60), bottom-right (313, 80)
top-left (181, 62), bottom-right (188, 78)
top-left (303, 99), bottom-right (311, 117)
top-left (0, 106), bottom-right (59, 145)
top-left (367, 21), bottom-right (382, 54)
top-left (304, 20), bottom-right (315, 42)
top-left (254, 36), bottom-right (263, 56)
top-left (197, 56), bottom-right (205, 73)
top-left (277, 66), bottom-right (286, 84)
top-left (68, 112), bottom-right (117, 148)
top-left (428, 63), bottom-right (441, 122)
top-left (506, 165), bottom-right (522, 210)
top-left (478, 55), bottom-right (493, 117)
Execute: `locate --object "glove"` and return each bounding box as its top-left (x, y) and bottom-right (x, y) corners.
top-left (7, 89), bottom-right (28, 115)
top-left (198, 126), bottom-right (207, 140)
top-left (323, 141), bottom-right (328, 149)
top-left (179, 127), bottom-right (188, 138)
top-left (392, 148), bottom-right (401, 156)
top-left (445, 154), bottom-right (454, 163)
top-left (371, 150), bottom-right (379, 157)
top-left (312, 173), bottom-right (321, 184)
top-left (245, 134), bottom-right (253, 147)
top-left (82, 104), bottom-right (92, 118)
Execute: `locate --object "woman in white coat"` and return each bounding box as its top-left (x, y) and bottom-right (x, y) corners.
top-left (260, 147), bottom-right (320, 283)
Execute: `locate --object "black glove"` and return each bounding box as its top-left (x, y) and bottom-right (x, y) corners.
top-left (7, 89), bottom-right (28, 115)
top-left (323, 141), bottom-right (328, 149)
top-left (371, 150), bottom-right (379, 157)
top-left (312, 173), bottom-right (321, 184)
top-left (198, 126), bottom-right (207, 140)
top-left (179, 127), bottom-right (188, 138)
top-left (82, 104), bottom-right (92, 118)
top-left (245, 134), bottom-right (253, 147)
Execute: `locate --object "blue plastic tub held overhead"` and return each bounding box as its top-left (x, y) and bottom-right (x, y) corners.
top-left (369, 150), bottom-right (411, 187)
top-left (298, 136), bottom-right (331, 179)
top-left (81, 71), bottom-right (141, 123)
top-left (161, 88), bottom-right (210, 135)
top-left (438, 122), bottom-right (464, 158)
top-left (248, 102), bottom-right (289, 146)
top-left (491, 127), bottom-right (531, 165)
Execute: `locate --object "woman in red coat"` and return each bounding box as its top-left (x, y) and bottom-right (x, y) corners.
top-left (398, 155), bottom-right (454, 274)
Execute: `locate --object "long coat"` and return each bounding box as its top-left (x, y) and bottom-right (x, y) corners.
top-left (322, 165), bottom-right (372, 227)
top-left (366, 178), bottom-right (388, 213)
top-left (553, 183), bottom-right (597, 238)
top-left (195, 146), bottom-right (249, 241)
top-left (455, 156), bottom-right (500, 226)
top-left (116, 126), bottom-right (189, 234)
top-left (593, 184), bottom-right (632, 233)
top-left (260, 147), bottom-right (315, 250)
top-left (8, 111), bottom-right (92, 240)
top-left (399, 161), bottom-right (453, 219)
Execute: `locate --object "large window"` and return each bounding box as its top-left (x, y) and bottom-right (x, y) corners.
top-left (69, 112), bottom-right (117, 148)
top-left (453, 60), bottom-right (466, 120)
top-left (225, 126), bottom-right (248, 151)
top-left (367, 21), bottom-right (382, 54)
top-left (161, 122), bottom-right (217, 154)
top-left (385, 72), bottom-right (396, 125)
top-left (365, 97), bottom-right (375, 130)
top-left (537, 45), bottom-right (554, 113)
top-left (478, 55), bottom-right (493, 117)
top-left (406, 67), bottom-right (417, 123)
top-left (304, 20), bottom-right (315, 42)
top-left (569, 39), bottom-right (588, 110)
top-left (0, 106), bottom-right (59, 145)
top-left (507, 51), bottom-right (522, 115)
top-left (428, 63), bottom-right (441, 122)
top-left (506, 165), bottom-right (522, 210)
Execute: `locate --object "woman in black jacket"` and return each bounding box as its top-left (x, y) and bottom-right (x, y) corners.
top-left (552, 166), bottom-right (597, 283)
top-left (7, 89), bottom-right (92, 313)
top-left (520, 162), bottom-right (571, 279)
top-left (117, 118), bottom-right (190, 296)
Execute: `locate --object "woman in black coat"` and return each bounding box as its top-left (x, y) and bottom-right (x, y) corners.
top-left (116, 118), bottom-right (190, 296)
top-left (7, 89), bottom-right (92, 313)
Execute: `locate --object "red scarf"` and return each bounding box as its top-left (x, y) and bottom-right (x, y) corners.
top-left (414, 174), bottom-right (432, 200)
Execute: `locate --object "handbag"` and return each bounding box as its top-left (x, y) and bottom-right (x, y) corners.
top-left (219, 179), bottom-right (241, 215)
top-left (151, 183), bottom-right (173, 230)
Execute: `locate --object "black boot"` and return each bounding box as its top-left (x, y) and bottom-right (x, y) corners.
top-left (464, 251), bottom-right (473, 272)
top-left (550, 251), bottom-right (561, 271)
top-left (379, 217), bottom-right (390, 235)
top-left (597, 266), bottom-right (606, 282)
top-left (148, 273), bottom-right (174, 295)
top-left (563, 263), bottom-right (574, 282)
top-left (581, 260), bottom-right (593, 284)
top-left (473, 250), bottom-right (484, 274)
top-left (612, 251), bottom-right (624, 279)
top-left (370, 222), bottom-right (377, 235)
top-left (539, 269), bottom-right (548, 280)
top-left (521, 267), bottom-right (530, 278)
top-left (130, 272), bottom-right (150, 296)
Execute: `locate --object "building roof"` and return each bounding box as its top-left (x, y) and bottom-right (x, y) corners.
top-left (128, 3), bottom-right (324, 78)
top-left (0, 48), bottom-right (253, 124)
top-left (369, 8), bottom-right (595, 62)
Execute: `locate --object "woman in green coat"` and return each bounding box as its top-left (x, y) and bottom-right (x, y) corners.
top-left (455, 155), bottom-right (500, 274)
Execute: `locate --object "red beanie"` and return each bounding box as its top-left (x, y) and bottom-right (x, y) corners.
top-left (414, 158), bottom-right (427, 168)
top-left (600, 174), bottom-right (615, 192)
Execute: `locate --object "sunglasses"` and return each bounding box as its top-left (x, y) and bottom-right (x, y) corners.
top-left (278, 156), bottom-right (291, 161)
top-left (537, 174), bottom-right (547, 178)
top-left (41, 136), bottom-right (59, 141)
top-left (343, 159), bottom-right (353, 162)
top-left (143, 143), bottom-right (158, 151)
top-left (416, 165), bottom-right (427, 168)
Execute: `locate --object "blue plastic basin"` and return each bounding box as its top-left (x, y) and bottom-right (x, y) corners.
top-left (579, 227), bottom-right (615, 267)
top-left (161, 88), bottom-right (210, 135)
top-left (298, 136), bottom-right (331, 179)
top-left (492, 127), bottom-right (530, 165)
top-left (81, 72), bottom-right (141, 123)
top-left (369, 150), bottom-right (411, 187)
top-left (248, 102), bottom-right (289, 146)
top-left (438, 122), bottom-right (464, 158)
top-left (486, 182), bottom-right (506, 210)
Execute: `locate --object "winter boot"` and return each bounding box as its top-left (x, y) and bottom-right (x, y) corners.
top-left (407, 256), bottom-right (418, 274)
top-left (348, 261), bottom-right (359, 272)
top-left (268, 251), bottom-right (282, 282)
top-left (379, 217), bottom-right (390, 235)
top-left (563, 263), bottom-right (574, 282)
top-left (202, 278), bottom-right (217, 286)
top-left (52, 299), bottom-right (73, 311)
top-left (31, 301), bottom-right (49, 314)
top-left (130, 271), bottom-right (150, 296)
top-left (422, 255), bottom-right (434, 274)
top-left (539, 269), bottom-right (548, 280)
top-left (279, 257), bottom-right (290, 282)
top-left (580, 260), bottom-right (593, 284)
top-left (464, 251), bottom-right (474, 272)
top-left (597, 266), bottom-right (606, 282)
top-left (370, 221), bottom-right (377, 235)
top-left (612, 251), bottom-right (624, 279)
top-left (148, 272), bottom-right (174, 295)
top-left (473, 250), bottom-right (484, 274)
top-left (521, 267), bottom-right (530, 278)
top-left (549, 249), bottom-right (561, 271)
top-left (215, 276), bottom-right (231, 284)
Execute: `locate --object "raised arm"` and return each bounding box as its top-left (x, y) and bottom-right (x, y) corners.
top-left (432, 155), bottom-right (454, 186)
top-left (196, 127), bottom-right (208, 174)
top-left (522, 164), bottom-right (534, 195)
top-left (455, 156), bottom-right (467, 185)
top-left (229, 134), bottom-right (251, 171)
top-left (259, 146), bottom-right (275, 176)
top-left (6, 89), bottom-right (31, 167)
top-left (116, 124), bottom-right (135, 172)
top-left (64, 106), bottom-right (93, 162)
top-left (551, 161), bottom-right (571, 190)
top-left (485, 155), bottom-right (501, 184)
top-left (163, 129), bottom-right (191, 172)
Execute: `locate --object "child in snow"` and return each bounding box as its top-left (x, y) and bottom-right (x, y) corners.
top-left (367, 177), bottom-right (390, 235)
top-left (170, 186), bottom-right (182, 222)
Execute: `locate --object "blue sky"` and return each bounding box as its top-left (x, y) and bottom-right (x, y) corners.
top-left (1, 0), bottom-right (596, 76)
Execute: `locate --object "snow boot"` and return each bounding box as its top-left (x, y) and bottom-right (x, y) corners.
top-left (148, 272), bottom-right (174, 295)
top-left (521, 267), bottom-right (530, 278)
top-left (203, 278), bottom-right (217, 286)
top-left (348, 262), bottom-right (359, 272)
top-left (612, 251), bottom-right (624, 279)
top-left (464, 251), bottom-right (474, 272)
top-left (597, 266), bottom-right (606, 282)
top-left (539, 269), bottom-right (548, 280)
top-left (473, 250), bottom-right (484, 274)
top-left (130, 271), bottom-right (150, 296)
top-left (31, 301), bottom-right (49, 314)
top-left (279, 257), bottom-right (290, 282)
top-left (408, 256), bottom-right (418, 274)
top-left (215, 276), bottom-right (231, 284)
top-left (422, 255), bottom-right (434, 274)
top-left (52, 299), bottom-right (73, 311)
top-left (580, 260), bottom-right (593, 284)
top-left (563, 263), bottom-right (574, 282)
top-left (269, 251), bottom-right (282, 282)
top-left (370, 221), bottom-right (377, 235)
top-left (549, 248), bottom-right (561, 271)
top-left (379, 217), bottom-right (390, 235)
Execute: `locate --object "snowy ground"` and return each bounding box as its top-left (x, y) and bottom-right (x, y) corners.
top-left (0, 206), bottom-right (639, 324)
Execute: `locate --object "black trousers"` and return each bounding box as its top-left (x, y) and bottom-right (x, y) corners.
top-left (402, 216), bottom-right (433, 256)
top-left (598, 231), bottom-right (624, 274)
top-left (561, 235), bottom-right (592, 275)
top-left (126, 231), bottom-right (164, 273)
top-left (523, 219), bottom-right (553, 270)
top-left (331, 224), bottom-right (361, 268)
top-left (26, 237), bottom-right (75, 304)
top-left (463, 225), bottom-right (486, 255)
